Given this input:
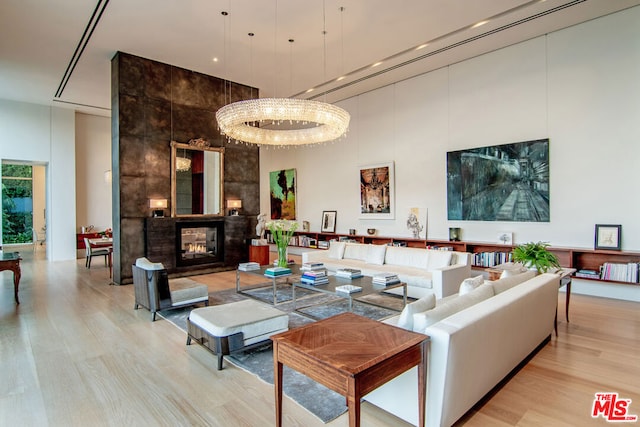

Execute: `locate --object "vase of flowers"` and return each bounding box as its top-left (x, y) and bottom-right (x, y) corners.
top-left (267, 220), bottom-right (298, 267)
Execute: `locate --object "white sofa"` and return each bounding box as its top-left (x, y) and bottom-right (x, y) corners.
top-left (364, 270), bottom-right (560, 427)
top-left (302, 241), bottom-right (472, 299)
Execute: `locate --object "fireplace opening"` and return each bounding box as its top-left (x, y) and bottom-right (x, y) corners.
top-left (175, 220), bottom-right (224, 267)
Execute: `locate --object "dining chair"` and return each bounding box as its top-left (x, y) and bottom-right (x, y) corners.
top-left (84, 237), bottom-right (111, 268)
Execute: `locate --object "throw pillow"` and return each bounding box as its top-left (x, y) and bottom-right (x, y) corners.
top-left (328, 241), bottom-right (346, 259)
top-left (459, 275), bottom-right (485, 295)
top-left (397, 294), bottom-right (436, 330)
top-left (500, 265), bottom-right (527, 278)
top-left (135, 257), bottom-right (164, 270)
top-left (366, 244), bottom-right (387, 265)
top-left (490, 269), bottom-right (536, 294)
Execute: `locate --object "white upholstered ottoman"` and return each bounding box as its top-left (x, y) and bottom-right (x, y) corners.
top-left (186, 299), bottom-right (289, 370)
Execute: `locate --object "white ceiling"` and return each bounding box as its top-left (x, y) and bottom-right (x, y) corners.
top-left (1, 0), bottom-right (639, 117)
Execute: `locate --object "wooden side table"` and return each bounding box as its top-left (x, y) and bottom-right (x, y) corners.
top-left (249, 244), bottom-right (270, 266)
top-left (271, 312), bottom-right (429, 427)
top-left (0, 252), bottom-right (22, 304)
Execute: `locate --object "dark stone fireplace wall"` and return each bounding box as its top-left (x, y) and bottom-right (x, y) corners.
top-left (111, 52), bottom-right (260, 284)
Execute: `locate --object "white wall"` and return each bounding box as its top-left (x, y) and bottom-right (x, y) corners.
top-left (75, 113), bottom-right (112, 232)
top-left (260, 6), bottom-right (640, 251)
top-left (0, 100), bottom-right (77, 261)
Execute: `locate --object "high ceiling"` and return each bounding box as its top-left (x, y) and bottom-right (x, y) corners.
top-left (1, 0), bottom-right (638, 117)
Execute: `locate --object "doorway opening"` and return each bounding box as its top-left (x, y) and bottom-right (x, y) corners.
top-left (1, 162), bottom-right (47, 248)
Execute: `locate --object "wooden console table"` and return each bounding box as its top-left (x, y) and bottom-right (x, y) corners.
top-left (0, 252), bottom-right (22, 304)
top-left (271, 312), bottom-right (429, 427)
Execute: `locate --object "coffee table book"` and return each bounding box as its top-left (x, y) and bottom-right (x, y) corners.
top-left (264, 266), bottom-right (292, 277)
top-left (335, 284), bottom-right (363, 294)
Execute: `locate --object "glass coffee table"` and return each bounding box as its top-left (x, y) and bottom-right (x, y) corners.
top-left (236, 264), bottom-right (302, 305)
top-left (292, 274), bottom-right (407, 318)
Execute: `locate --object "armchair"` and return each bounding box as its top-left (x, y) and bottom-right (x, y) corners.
top-left (132, 257), bottom-right (209, 321)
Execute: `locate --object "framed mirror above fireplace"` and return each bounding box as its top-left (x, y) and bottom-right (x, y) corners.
top-left (171, 140), bottom-right (224, 217)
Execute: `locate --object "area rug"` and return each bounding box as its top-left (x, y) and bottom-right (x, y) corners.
top-left (158, 284), bottom-right (404, 423)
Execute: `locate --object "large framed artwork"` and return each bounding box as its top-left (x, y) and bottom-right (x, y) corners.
top-left (447, 139), bottom-right (550, 222)
top-left (270, 168), bottom-right (296, 220)
top-left (360, 161), bottom-right (395, 219)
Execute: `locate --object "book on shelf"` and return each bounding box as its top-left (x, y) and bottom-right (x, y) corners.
top-left (318, 241), bottom-right (330, 249)
top-left (335, 284), bottom-right (363, 294)
top-left (335, 268), bottom-right (363, 279)
top-left (575, 269), bottom-right (600, 279)
top-left (238, 262), bottom-right (260, 271)
top-left (264, 266), bottom-right (292, 277)
top-left (600, 262), bottom-right (639, 283)
top-left (372, 272), bottom-right (401, 286)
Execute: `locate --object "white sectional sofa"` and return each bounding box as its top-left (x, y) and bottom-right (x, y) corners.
top-left (364, 270), bottom-right (560, 427)
top-left (301, 241), bottom-right (472, 299)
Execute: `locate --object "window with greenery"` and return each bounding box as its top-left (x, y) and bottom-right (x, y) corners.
top-left (2, 164), bottom-right (33, 244)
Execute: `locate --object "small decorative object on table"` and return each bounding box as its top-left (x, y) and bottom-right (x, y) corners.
top-left (267, 220), bottom-right (298, 268)
top-left (367, 228), bottom-right (376, 235)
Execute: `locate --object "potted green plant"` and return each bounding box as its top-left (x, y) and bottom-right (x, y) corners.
top-left (512, 241), bottom-right (561, 273)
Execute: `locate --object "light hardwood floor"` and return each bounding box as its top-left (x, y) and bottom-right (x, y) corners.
top-left (1, 247), bottom-right (639, 426)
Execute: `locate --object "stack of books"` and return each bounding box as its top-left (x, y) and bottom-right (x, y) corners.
top-left (301, 262), bottom-right (325, 271)
top-left (301, 270), bottom-right (329, 285)
top-left (335, 284), bottom-right (363, 294)
top-left (335, 268), bottom-right (363, 279)
top-left (372, 272), bottom-right (401, 286)
top-left (264, 266), bottom-right (292, 277)
top-left (238, 262), bottom-right (260, 271)
top-left (575, 269), bottom-right (600, 280)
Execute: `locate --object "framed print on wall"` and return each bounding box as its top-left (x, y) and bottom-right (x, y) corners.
top-left (321, 211), bottom-right (337, 233)
top-left (359, 161), bottom-right (395, 219)
top-left (595, 224), bottom-right (621, 250)
top-left (446, 139), bottom-right (549, 222)
top-left (269, 168), bottom-right (296, 220)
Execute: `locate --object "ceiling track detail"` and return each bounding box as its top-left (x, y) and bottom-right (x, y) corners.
top-left (306, 0), bottom-right (586, 101)
top-left (54, 0), bottom-right (110, 99)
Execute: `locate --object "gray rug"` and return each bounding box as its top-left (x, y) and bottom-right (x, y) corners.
top-left (158, 284), bottom-right (404, 423)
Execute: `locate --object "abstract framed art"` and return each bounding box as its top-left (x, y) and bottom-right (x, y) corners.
top-left (447, 139), bottom-right (550, 222)
top-left (269, 168), bottom-right (296, 220)
top-left (359, 161), bottom-right (395, 219)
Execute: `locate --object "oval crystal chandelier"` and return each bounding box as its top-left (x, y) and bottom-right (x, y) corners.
top-left (216, 98), bottom-right (350, 147)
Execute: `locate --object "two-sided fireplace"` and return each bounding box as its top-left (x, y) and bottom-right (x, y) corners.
top-left (175, 220), bottom-right (224, 267)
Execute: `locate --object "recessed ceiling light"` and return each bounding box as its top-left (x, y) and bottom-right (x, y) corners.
top-left (416, 44), bottom-right (428, 50)
top-left (337, 76), bottom-right (346, 81)
top-left (306, 88), bottom-right (314, 93)
top-left (212, 57), bottom-right (219, 62)
top-left (372, 62), bottom-right (382, 67)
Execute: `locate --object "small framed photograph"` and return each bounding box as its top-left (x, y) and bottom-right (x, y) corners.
top-left (448, 227), bottom-right (461, 242)
top-left (321, 211), bottom-right (337, 233)
top-left (595, 224), bottom-right (621, 250)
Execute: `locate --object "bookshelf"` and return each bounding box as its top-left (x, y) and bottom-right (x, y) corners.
top-left (270, 231), bottom-right (640, 286)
